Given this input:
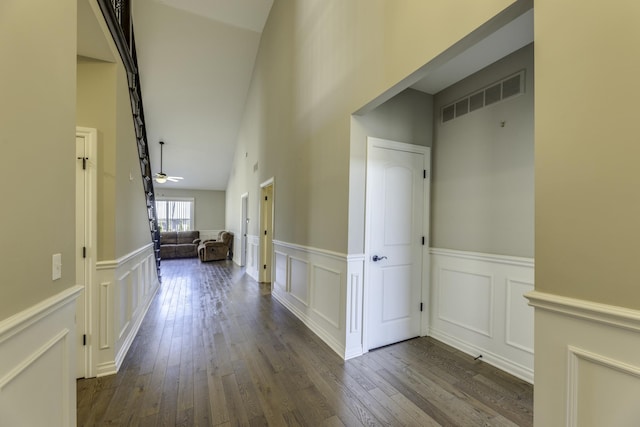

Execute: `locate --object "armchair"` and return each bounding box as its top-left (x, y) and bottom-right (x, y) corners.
top-left (198, 231), bottom-right (234, 262)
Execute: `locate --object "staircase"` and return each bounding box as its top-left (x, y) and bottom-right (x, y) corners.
top-left (97, 0), bottom-right (162, 278)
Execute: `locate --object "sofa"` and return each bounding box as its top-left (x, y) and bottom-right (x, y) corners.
top-left (198, 231), bottom-right (233, 262)
top-left (160, 231), bottom-right (201, 259)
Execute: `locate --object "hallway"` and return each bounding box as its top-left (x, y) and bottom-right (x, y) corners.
top-left (77, 258), bottom-right (532, 426)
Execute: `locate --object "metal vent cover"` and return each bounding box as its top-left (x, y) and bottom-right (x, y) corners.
top-left (441, 70), bottom-right (525, 123)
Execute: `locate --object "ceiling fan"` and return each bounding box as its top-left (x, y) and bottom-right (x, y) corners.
top-left (155, 141), bottom-right (183, 184)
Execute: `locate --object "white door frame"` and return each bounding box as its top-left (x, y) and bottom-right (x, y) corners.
top-left (76, 127), bottom-right (98, 378)
top-left (240, 192), bottom-right (249, 267)
top-left (259, 177), bottom-right (275, 284)
top-left (363, 137), bottom-right (431, 352)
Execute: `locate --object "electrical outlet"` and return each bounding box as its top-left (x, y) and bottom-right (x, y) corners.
top-left (52, 253), bottom-right (62, 280)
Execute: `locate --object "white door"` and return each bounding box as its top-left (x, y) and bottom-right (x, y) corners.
top-left (259, 182), bottom-right (274, 283)
top-left (75, 127), bottom-right (97, 378)
top-left (366, 138), bottom-right (429, 350)
top-left (240, 194), bottom-right (248, 267)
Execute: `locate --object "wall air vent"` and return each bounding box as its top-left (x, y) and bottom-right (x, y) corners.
top-left (441, 70), bottom-right (525, 123)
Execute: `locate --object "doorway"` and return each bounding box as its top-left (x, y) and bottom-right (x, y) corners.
top-left (365, 137), bottom-right (430, 350)
top-left (259, 179), bottom-right (274, 283)
top-left (240, 192), bottom-right (249, 267)
top-left (75, 127), bottom-right (97, 378)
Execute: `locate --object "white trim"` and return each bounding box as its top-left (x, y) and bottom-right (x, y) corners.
top-left (0, 286), bottom-right (83, 344)
top-left (567, 346), bottom-right (640, 427)
top-left (311, 264), bottom-right (342, 329)
top-left (273, 239), bottom-right (347, 261)
top-left (430, 247), bottom-right (534, 268)
top-left (76, 127), bottom-right (98, 379)
top-left (367, 136), bottom-right (431, 155)
top-left (94, 246), bottom-right (159, 377)
top-left (271, 240), bottom-right (357, 359)
top-left (437, 268), bottom-right (494, 338)
top-left (288, 256), bottom-right (310, 306)
top-left (0, 290), bottom-right (78, 426)
top-left (0, 329), bottom-right (69, 390)
top-left (430, 248), bottom-right (534, 383)
top-left (347, 253), bottom-right (366, 262)
top-left (272, 291), bottom-right (345, 357)
top-left (259, 177), bottom-right (275, 283)
top-left (505, 278), bottom-right (535, 354)
top-left (526, 290), bottom-right (640, 333)
top-left (96, 243), bottom-right (154, 270)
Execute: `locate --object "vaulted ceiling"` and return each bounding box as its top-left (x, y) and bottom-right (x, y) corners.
top-left (121, 1), bottom-right (531, 192)
top-left (132, 0), bottom-right (274, 190)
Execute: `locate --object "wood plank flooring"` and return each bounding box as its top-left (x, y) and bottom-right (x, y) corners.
top-left (77, 258), bottom-right (533, 426)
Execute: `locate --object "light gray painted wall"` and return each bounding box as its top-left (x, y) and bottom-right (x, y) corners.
top-left (155, 188), bottom-right (226, 230)
top-left (431, 43), bottom-right (534, 257)
top-left (348, 88), bottom-right (433, 254)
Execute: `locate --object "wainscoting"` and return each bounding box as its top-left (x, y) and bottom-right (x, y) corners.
top-left (94, 243), bottom-right (159, 376)
top-left (528, 292), bottom-right (640, 426)
top-left (0, 286), bottom-right (82, 427)
top-left (271, 240), bottom-right (364, 359)
top-left (245, 234), bottom-right (260, 282)
top-left (429, 248), bottom-right (534, 383)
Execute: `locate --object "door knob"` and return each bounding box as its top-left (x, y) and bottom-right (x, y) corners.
top-left (372, 255), bottom-right (387, 262)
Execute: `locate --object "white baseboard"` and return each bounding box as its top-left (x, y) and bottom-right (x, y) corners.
top-left (429, 248), bottom-right (534, 383)
top-left (429, 327), bottom-right (533, 383)
top-left (0, 286), bottom-right (82, 427)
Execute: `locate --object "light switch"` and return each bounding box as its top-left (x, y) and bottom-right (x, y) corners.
top-left (52, 253), bottom-right (62, 280)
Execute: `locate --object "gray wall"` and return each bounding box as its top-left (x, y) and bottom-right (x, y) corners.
top-left (431, 43), bottom-right (534, 257)
top-left (156, 188), bottom-right (226, 230)
top-left (348, 88), bottom-right (433, 253)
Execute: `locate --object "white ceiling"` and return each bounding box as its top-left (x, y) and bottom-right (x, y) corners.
top-left (132, 0), bottom-right (273, 190)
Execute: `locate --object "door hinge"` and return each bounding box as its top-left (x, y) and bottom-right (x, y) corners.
top-left (82, 246), bottom-right (86, 258)
top-left (83, 334), bottom-right (87, 346)
top-left (420, 302), bottom-right (424, 312)
top-left (423, 169), bottom-right (426, 179)
top-left (421, 236), bottom-right (425, 246)
top-left (263, 264), bottom-right (267, 270)
top-left (265, 196), bottom-right (268, 201)
top-left (264, 230), bottom-right (267, 235)
top-left (78, 157), bottom-right (88, 170)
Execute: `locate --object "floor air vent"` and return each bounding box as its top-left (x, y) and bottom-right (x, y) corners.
top-left (442, 70), bottom-right (525, 123)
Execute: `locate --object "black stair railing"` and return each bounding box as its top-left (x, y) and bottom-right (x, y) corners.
top-left (97, 0), bottom-right (162, 278)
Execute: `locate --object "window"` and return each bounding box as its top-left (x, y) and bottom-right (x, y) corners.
top-left (156, 198), bottom-right (194, 231)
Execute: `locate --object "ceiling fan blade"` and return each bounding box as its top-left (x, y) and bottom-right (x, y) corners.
top-left (167, 176), bottom-right (183, 182)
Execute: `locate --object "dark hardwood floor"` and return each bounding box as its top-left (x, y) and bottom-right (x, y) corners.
top-left (77, 258), bottom-right (533, 426)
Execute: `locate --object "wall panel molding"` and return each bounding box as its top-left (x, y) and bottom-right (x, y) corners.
top-left (271, 241), bottom-right (363, 360)
top-left (94, 244), bottom-right (159, 377)
top-left (0, 287), bottom-right (81, 427)
top-left (246, 234), bottom-right (260, 281)
top-left (311, 265), bottom-right (342, 329)
top-left (531, 292), bottom-right (640, 425)
top-left (430, 248), bottom-right (534, 383)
